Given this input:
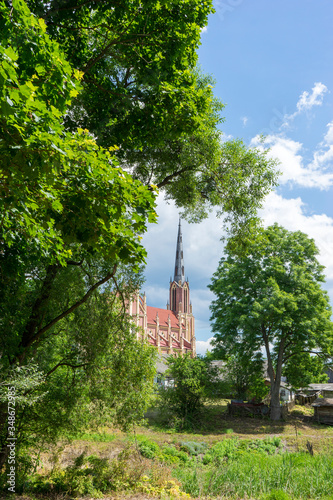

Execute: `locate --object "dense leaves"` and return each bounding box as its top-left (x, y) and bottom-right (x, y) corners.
top-left (209, 224), bottom-right (333, 420)
top-left (159, 354), bottom-right (221, 429)
top-left (0, 0), bottom-right (156, 263)
top-left (25, 0), bottom-right (279, 232)
top-left (0, 0), bottom-right (157, 470)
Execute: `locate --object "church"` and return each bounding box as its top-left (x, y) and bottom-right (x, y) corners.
top-left (128, 220), bottom-right (196, 356)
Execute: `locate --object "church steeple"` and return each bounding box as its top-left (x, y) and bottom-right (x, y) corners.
top-left (170, 219), bottom-right (190, 315)
top-left (174, 219), bottom-right (185, 284)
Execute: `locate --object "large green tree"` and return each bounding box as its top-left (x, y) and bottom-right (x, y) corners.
top-left (0, 0), bottom-right (157, 470)
top-left (25, 0), bottom-right (279, 230)
top-left (209, 224), bottom-right (333, 421)
top-left (0, 0), bottom-right (279, 469)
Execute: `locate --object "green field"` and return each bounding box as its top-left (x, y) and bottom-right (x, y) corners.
top-left (8, 402), bottom-right (333, 500)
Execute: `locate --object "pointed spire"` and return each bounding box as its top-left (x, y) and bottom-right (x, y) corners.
top-left (174, 218), bottom-right (185, 284)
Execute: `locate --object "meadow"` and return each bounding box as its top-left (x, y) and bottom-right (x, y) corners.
top-left (8, 402), bottom-right (333, 500)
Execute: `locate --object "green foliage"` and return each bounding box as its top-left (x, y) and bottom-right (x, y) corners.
top-left (0, 0), bottom-right (158, 460)
top-left (247, 437), bottom-right (282, 455)
top-left (26, 449), bottom-right (143, 496)
top-left (138, 438), bottom-right (160, 459)
top-left (220, 352), bottom-right (269, 401)
top-left (161, 446), bottom-right (190, 465)
top-left (175, 450), bottom-right (333, 499)
top-left (0, 0), bottom-right (157, 263)
top-left (283, 352), bottom-right (329, 389)
top-left (210, 224), bottom-right (333, 420)
top-left (23, 0), bottom-right (279, 235)
top-left (158, 354), bottom-right (222, 429)
top-left (202, 437), bottom-right (282, 466)
top-left (263, 489), bottom-right (293, 500)
top-left (180, 441), bottom-right (208, 456)
top-left (202, 438), bottom-right (240, 465)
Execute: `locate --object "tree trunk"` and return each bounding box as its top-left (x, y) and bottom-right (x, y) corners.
top-left (269, 336), bottom-right (286, 421)
top-left (270, 382), bottom-right (282, 421)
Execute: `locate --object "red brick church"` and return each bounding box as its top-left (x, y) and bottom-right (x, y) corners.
top-left (128, 220), bottom-right (196, 355)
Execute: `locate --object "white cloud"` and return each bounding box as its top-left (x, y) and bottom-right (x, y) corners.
top-left (142, 194), bottom-right (225, 288)
top-left (311, 121), bottom-right (333, 171)
top-left (296, 82), bottom-right (328, 113)
top-left (196, 337), bottom-right (214, 355)
top-left (241, 116), bottom-right (248, 126)
top-left (283, 82), bottom-right (328, 126)
top-left (201, 26), bottom-right (208, 34)
top-left (251, 130), bottom-right (333, 189)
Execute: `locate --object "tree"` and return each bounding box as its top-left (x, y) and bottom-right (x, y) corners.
top-left (220, 353), bottom-right (269, 402)
top-left (0, 0), bottom-right (157, 469)
top-left (0, 272), bottom-right (158, 471)
top-left (209, 224), bottom-right (333, 420)
top-left (283, 352), bottom-right (328, 390)
top-left (25, 0), bottom-right (279, 232)
top-left (0, 0), bottom-right (278, 468)
top-left (158, 354), bottom-right (220, 429)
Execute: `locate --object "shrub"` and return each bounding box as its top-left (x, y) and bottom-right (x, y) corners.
top-left (180, 441), bottom-right (208, 456)
top-left (203, 438), bottom-right (240, 465)
top-left (137, 438), bottom-right (160, 459)
top-left (161, 446), bottom-right (189, 464)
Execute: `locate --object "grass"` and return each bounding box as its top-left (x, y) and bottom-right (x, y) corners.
top-left (5, 402), bottom-right (333, 499)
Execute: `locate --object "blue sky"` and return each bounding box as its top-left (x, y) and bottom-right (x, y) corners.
top-left (142, 1), bottom-right (333, 354)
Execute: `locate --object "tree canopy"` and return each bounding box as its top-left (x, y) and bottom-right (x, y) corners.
top-left (209, 224), bottom-right (333, 420)
top-left (0, 0), bottom-right (280, 468)
top-left (24, 0), bottom-right (279, 230)
top-left (0, 0), bottom-right (157, 467)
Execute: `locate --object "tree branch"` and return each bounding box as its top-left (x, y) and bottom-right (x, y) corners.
top-left (46, 361), bottom-right (89, 378)
top-left (156, 166), bottom-right (193, 189)
top-left (19, 264), bottom-right (117, 360)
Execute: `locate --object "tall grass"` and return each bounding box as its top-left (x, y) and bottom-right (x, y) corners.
top-left (175, 451), bottom-right (333, 499)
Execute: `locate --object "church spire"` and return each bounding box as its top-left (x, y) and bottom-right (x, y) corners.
top-left (174, 218), bottom-right (185, 284)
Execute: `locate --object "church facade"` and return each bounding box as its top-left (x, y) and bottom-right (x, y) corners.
top-left (128, 220), bottom-right (196, 355)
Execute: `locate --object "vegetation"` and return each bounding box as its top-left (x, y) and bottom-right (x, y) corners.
top-left (25, 0), bottom-right (279, 231)
top-left (0, 0), bottom-right (280, 458)
top-left (4, 402), bottom-right (333, 499)
top-left (217, 352), bottom-right (270, 401)
top-left (158, 354), bottom-right (222, 430)
top-left (209, 224), bottom-right (333, 421)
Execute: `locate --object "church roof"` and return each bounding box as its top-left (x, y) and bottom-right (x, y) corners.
top-left (174, 219), bottom-right (185, 284)
top-left (146, 306), bottom-right (185, 329)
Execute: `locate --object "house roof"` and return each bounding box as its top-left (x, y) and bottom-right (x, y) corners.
top-left (146, 306), bottom-right (184, 329)
top-left (305, 384), bottom-right (333, 391)
top-left (312, 398), bottom-right (333, 407)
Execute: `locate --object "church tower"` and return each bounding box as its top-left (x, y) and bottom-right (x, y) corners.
top-left (128, 218), bottom-right (195, 356)
top-left (169, 219), bottom-right (191, 315)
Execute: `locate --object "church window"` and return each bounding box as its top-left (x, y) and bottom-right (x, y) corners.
top-left (172, 287), bottom-right (176, 311)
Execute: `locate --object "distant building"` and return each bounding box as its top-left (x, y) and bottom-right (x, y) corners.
top-left (128, 220), bottom-right (196, 356)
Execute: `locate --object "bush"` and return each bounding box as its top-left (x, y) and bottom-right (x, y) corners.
top-left (180, 441), bottom-right (208, 456)
top-left (247, 437), bottom-right (282, 455)
top-left (161, 446), bottom-right (189, 464)
top-left (137, 438), bottom-right (160, 459)
top-left (158, 354), bottom-right (222, 430)
top-left (202, 438), bottom-right (240, 465)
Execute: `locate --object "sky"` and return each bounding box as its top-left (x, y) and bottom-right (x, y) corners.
top-left (142, 1), bottom-right (333, 355)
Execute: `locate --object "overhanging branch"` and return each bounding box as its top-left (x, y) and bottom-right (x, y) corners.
top-left (20, 264), bottom-right (117, 357)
